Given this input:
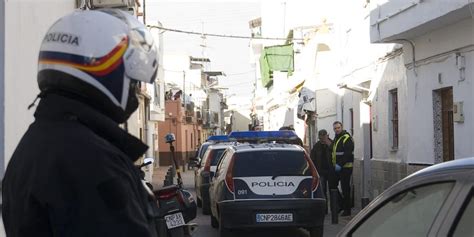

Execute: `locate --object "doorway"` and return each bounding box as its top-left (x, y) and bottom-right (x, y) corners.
top-left (433, 87), bottom-right (454, 162)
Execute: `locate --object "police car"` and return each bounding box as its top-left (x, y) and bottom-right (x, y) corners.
top-left (208, 131), bottom-right (326, 237)
top-left (190, 135), bottom-right (229, 169)
top-left (194, 142), bottom-right (233, 215)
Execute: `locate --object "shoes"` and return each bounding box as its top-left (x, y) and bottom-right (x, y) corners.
top-left (340, 211), bottom-right (351, 217)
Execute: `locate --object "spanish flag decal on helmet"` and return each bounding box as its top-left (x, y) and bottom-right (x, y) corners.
top-left (38, 36), bottom-right (128, 77)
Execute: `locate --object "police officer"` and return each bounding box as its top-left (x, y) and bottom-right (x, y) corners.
top-left (2, 10), bottom-right (160, 236)
top-left (330, 121), bottom-right (354, 217)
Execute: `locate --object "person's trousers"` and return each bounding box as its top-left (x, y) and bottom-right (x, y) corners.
top-left (320, 175), bottom-right (328, 213)
top-left (339, 168), bottom-right (352, 212)
top-left (328, 168), bottom-right (353, 212)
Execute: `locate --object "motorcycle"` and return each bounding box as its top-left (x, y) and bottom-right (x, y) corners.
top-left (151, 133), bottom-right (197, 237)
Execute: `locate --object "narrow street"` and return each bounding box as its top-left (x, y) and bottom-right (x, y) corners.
top-left (153, 167), bottom-right (354, 237)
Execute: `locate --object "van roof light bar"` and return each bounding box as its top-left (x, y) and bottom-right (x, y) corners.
top-left (206, 135), bottom-right (230, 142)
top-left (228, 131), bottom-right (298, 143)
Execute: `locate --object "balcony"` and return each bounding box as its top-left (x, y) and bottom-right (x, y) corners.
top-left (370, 0), bottom-right (472, 43)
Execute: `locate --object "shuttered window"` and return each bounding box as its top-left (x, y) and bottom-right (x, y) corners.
top-left (389, 89), bottom-right (398, 150)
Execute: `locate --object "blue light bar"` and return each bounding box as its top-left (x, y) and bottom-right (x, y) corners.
top-left (206, 135), bottom-right (229, 142)
top-left (228, 130), bottom-right (298, 142)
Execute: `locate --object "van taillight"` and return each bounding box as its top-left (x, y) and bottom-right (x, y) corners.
top-left (204, 150), bottom-right (213, 172)
top-left (156, 188), bottom-right (178, 200)
top-left (304, 152), bottom-right (319, 191)
top-left (225, 155), bottom-right (235, 193)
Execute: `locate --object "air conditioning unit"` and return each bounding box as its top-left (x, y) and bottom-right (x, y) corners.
top-left (89, 0), bottom-right (132, 8)
top-left (185, 116), bottom-right (194, 124)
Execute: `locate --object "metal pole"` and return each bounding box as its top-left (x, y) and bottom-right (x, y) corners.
top-left (169, 142), bottom-right (183, 188)
top-left (183, 70), bottom-right (186, 106)
top-left (142, 0), bottom-right (146, 25)
top-left (330, 189), bottom-right (339, 224)
top-left (182, 71), bottom-right (186, 172)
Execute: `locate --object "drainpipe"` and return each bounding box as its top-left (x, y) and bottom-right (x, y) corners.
top-left (393, 39), bottom-right (417, 77)
top-left (144, 98), bottom-right (154, 182)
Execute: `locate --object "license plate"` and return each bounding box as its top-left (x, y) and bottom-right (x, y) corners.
top-left (164, 212), bottom-right (185, 229)
top-left (256, 213), bottom-right (293, 223)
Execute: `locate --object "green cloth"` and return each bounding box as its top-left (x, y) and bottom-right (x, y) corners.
top-left (259, 44), bottom-right (294, 88)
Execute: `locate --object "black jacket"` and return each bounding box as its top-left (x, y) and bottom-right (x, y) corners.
top-left (332, 130), bottom-right (354, 167)
top-left (2, 94), bottom-right (158, 237)
top-left (310, 141), bottom-right (332, 177)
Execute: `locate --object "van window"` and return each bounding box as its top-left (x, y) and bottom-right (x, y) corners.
top-left (198, 143), bottom-right (211, 159)
top-left (210, 149), bottom-right (226, 165)
top-left (233, 150), bottom-right (310, 177)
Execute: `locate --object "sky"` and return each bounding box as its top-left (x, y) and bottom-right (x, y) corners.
top-left (145, 1), bottom-right (262, 109)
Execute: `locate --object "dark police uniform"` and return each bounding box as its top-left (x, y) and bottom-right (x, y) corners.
top-left (2, 94), bottom-right (159, 237)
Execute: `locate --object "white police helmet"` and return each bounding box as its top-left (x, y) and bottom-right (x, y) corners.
top-left (37, 9), bottom-right (158, 122)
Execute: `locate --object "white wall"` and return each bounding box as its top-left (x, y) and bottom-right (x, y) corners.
top-left (4, 1), bottom-right (75, 168)
top-left (231, 110), bottom-right (251, 132)
top-left (335, 0), bottom-right (408, 163)
top-left (315, 89), bottom-right (337, 138)
top-left (261, 0), bottom-right (339, 40)
top-left (370, 55), bottom-right (408, 162)
top-left (406, 18), bottom-right (474, 164)
top-left (370, 0), bottom-right (469, 42)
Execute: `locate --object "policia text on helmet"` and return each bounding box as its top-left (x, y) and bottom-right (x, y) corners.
top-left (36, 9), bottom-right (158, 123)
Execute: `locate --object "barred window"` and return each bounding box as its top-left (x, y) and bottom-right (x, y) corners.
top-left (389, 89), bottom-right (399, 150)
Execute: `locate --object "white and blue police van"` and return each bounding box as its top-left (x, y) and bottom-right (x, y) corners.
top-left (208, 131), bottom-right (326, 237)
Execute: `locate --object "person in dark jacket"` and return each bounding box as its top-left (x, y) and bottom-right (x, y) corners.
top-left (310, 129), bottom-right (332, 206)
top-left (2, 9), bottom-right (160, 237)
top-left (329, 121), bottom-right (354, 217)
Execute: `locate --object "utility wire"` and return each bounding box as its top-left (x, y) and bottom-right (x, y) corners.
top-left (226, 70), bottom-right (255, 76)
top-left (147, 24), bottom-right (303, 41)
top-left (163, 68), bottom-right (254, 77)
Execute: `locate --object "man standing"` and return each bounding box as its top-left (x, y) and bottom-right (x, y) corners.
top-left (310, 129), bottom-right (332, 212)
top-left (330, 121), bottom-right (354, 217)
top-left (2, 9), bottom-right (160, 236)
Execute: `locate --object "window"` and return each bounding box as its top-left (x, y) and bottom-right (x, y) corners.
top-left (389, 89), bottom-right (398, 150)
top-left (233, 150), bottom-right (310, 177)
top-left (351, 182), bottom-right (454, 237)
top-left (216, 151), bottom-right (231, 178)
top-left (210, 148), bottom-right (226, 166)
top-left (452, 190), bottom-right (474, 236)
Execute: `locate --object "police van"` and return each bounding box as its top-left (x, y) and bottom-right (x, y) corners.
top-left (208, 131), bottom-right (326, 237)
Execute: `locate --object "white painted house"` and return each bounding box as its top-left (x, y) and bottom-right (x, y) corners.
top-left (371, 0), bottom-right (474, 164)
top-left (0, 1), bottom-right (167, 183)
top-left (0, 0), bottom-right (77, 178)
top-left (250, 0), bottom-right (473, 207)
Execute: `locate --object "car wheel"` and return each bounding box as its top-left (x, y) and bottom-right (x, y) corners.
top-left (309, 226), bottom-right (324, 237)
top-left (202, 199), bottom-right (211, 215)
top-left (219, 212), bottom-right (231, 237)
top-left (210, 213), bottom-right (219, 228)
top-left (197, 197), bottom-right (202, 208)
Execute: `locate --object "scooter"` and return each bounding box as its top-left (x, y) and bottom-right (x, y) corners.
top-left (153, 133), bottom-right (197, 237)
